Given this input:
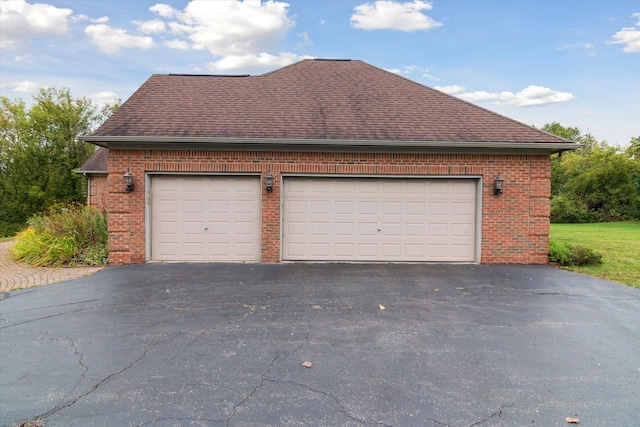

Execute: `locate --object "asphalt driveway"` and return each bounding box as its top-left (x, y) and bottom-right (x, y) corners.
top-left (1, 264), bottom-right (639, 426)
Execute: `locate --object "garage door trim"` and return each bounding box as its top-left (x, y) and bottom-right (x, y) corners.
top-left (280, 174), bottom-right (482, 263)
top-left (145, 172), bottom-right (262, 262)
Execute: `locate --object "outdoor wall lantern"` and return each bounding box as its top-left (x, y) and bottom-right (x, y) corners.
top-left (265, 173), bottom-right (274, 193)
top-left (124, 171), bottom-right (134, 192)
top-left (494, 175), bottom-right (504, 196)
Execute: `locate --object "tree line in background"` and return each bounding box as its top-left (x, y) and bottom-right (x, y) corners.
top-left (1, 88), bottom-right (638, 237)
top-left (544, 122), bottom-right (640, 223)
top-left (0, 88), bottom-right (118, 236)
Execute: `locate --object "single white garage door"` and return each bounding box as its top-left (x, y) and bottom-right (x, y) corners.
top-left (283, 177), bottom-right (477, 262)
top-left (150, 175), bottom-right (261, 262)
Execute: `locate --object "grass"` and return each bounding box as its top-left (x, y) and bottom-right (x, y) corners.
top-left (550, 221), bottom-right (640, 288)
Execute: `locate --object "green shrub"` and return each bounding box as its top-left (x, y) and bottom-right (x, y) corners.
top-left (550, 195), bottom-right (594, 223)
top-left (12, 203), bottom-right (108, 267)
top-left (0, 221), bottom-right (25, 238)
top-left (549, 240), bottom-right (602, 266)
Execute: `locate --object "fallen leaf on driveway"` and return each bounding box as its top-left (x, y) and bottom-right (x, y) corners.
top-left (301, 361), bottom-right (312, 368)
top-left (565, 416), bottom-right (579, 423)
top-left (379, 304), bottom-right (386, 310)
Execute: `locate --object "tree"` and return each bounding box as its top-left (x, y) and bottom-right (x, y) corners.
top-left (0, 88), bottom-right (118, 236)
top-left (626, 136), bottom-right (640, 160)
top-left (544, 123), bottom-right (640, 222)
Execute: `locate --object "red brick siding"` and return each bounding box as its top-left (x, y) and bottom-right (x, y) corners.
top-left (106, 149), bottom-right (551, 265)
top-left (88, 175), bottom-right (108, 211)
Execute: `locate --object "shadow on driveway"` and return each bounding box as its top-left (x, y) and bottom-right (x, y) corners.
top-left (1, 263), bottom-right (639, 426)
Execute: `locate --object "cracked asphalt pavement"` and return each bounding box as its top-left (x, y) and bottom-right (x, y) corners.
top-left (1, 263), bottom-right (639, 426)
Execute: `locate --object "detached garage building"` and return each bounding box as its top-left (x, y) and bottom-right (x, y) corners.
top-left (80, 59), bottom-right (576, 265)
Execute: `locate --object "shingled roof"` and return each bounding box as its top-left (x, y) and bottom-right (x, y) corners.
top-left (84, 59), bottom-right (575, 151)
top-left (77, 147), bottom-right (107, 173)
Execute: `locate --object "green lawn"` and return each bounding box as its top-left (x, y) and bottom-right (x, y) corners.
top-left (550, 221), bottom-right (640, 288)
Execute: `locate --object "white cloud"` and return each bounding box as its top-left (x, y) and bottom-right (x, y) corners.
top-left (384, 68), bottom-right (402, 74)
top-left (556, 42), bottom-right (598, 56)
top-left (437, 85), bottom-right (576, 107)
top-left (165, 39), bottom-right (190, 50)
top-left (149, 3), bottom-right (177, 19)
top-left (435, 85), bottom-right (465, 94)
top-left (14, 54), bottom-right (33, 62)
top-left (351, 0), bottom-right (442, 32)
top-left (85, 24), bottom-right (155, 54)
top-left (608, 13), bottom-right (640, 53)
top-left (297, 32), bottom-right (312, 48)
top-left (389, 64), bottom-right (440, 81)
top-left (422, 72), bottom-right (440, 81)
top-left (70, 14), bottom-right (89, 23)
top-left (89, 90), bottom-right (120, 106)
top-left (133, 19), bottom-right (166, 34)
top-left (149, 0), bottom-right (294, 57)
top-left (92, 16), bottom-right (109, 24)
top-left (208, 52), bottom-right (312, 73)
top-left (10, 80), bottom-right (43, 94)
top-left (0, 0), bottom-right (73, 49)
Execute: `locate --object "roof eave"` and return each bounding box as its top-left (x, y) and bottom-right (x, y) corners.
top-left (74, 169), bottom-right (108, 175)
top-left (79, 135), bottom-right (579, 154)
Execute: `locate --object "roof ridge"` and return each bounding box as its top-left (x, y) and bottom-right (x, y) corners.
top-left (257, 57), bottom-right (316, 77)
top-left (168, 73), bottom-right (250, 77)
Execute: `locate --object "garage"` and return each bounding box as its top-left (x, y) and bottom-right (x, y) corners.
top-left (282, 177), bottom-right (478, 262)
top-left (149, 175), bottom-right (261, 262)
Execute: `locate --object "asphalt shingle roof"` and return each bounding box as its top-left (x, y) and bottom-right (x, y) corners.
top-left (90, 59), bottom-right (569, 144)
top-left (77, 147), bottom-right (107, 173)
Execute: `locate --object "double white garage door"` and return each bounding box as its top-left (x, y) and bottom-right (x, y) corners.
top-left (150, 176), bottom-right (477, 262)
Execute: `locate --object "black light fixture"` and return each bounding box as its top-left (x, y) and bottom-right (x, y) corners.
top-left (494, 175), bottom-right (504, 196)
top-left (124, 171), bottom-right (134, 192)
top-left (265, 173), bottom-right (274, 193)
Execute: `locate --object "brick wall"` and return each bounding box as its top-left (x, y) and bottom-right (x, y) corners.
top-left (88, 175), bottom-right (108, 211)
top-left (105, 149), bottom-right (551, 265)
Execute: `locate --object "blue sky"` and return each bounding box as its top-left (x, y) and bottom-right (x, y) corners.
top-left (1, 0), bottom-right (638, 146)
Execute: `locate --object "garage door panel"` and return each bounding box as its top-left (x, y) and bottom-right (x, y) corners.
top-left (235, 221), bottom-right (256, 235)
top-left (358, 244), bottom-right (377, 257)
top-left (311, 243), bottom-right (330, 256)
top-left (334, 222), bottom-right (354, 235)
top-left (381, 244), bottom-right (401, 257)
top-left (335, 243), bottom-right (354, 256)
top-left (428, 245), bottom-right (448, 257)
top-left (429, 223), bottom-right (448, 236)
top-left (151, 176), bottom-right (260, 262)
top-left (453, 202), bottom-right (472, 215)
top-left (405, 223), bottom-right (424, 236)
top-left (405, 244), bottom-right (424, 257)
top-left (311, 222), bottom-right (330, 236)
top-left (235, 200), bottom-right (256, 213)
top-left (406, 202), bottom-right (425, 215)
top-left (210, 201), bottom-right (229, 213)
top-left (207, 221), bottom-right (227, 234)
top-left (381, 223), bottom-right (401, 236)
top-left (183, 221), bottom-right (204, 234)
top-left (311, 201), bottom-right (331, 214)
top-left (283, 177), bottom-right (476, 262)
top-left (452, 223), bottom-right (471, 237)
top-left (382, 201), bottom-right (401, 215)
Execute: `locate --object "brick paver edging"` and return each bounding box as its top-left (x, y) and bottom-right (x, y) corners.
top-left (0, 241), bottom-right (105, 293)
